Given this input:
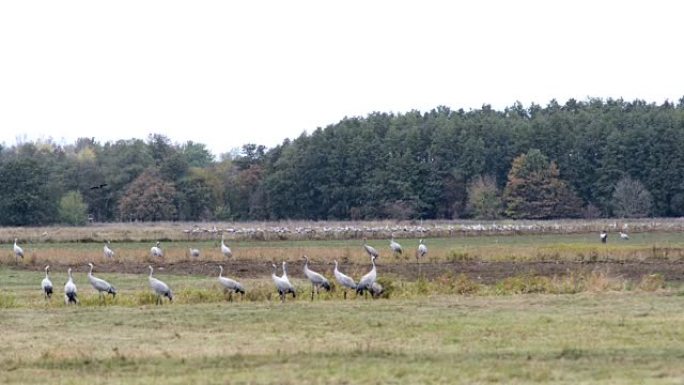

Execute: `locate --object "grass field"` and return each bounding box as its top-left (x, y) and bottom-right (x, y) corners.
top-left (6, 232), bottom-right (684, 266)
top-left (0, 282), bottom-right (683, 384)
top-left (2, 227), bottom-right (684, 384)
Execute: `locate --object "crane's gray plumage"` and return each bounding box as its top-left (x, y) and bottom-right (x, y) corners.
top-left (150, 242), bottom-right (164, 258)
top-left (87, 263), bottom-right (117, 300)
top-left (356, 255), bottom-right (378, 296)
top-left (333, 260), bottom-right (356, 299)
top-left (103, 241), bottom-right (115, 259)
top-left (370, 282), bottom-right (384, 298)
top-left (218, 265), bottom-right (245, 301)
top-left (148, 265), bottom-right (172, 304)
top-left (363, 238), bottom-right (379, 259)
top-left (13, 238), bottom-right (24, 262)
top-left (221, 235), bottom-right (232, 258)
top-left (303, 256), bottom-right (331, 300)
top-left (189, 247), bottom-right (200, 258)
top-left (41, 265), bottom-right (53, 299)
top-left (389, 234), bottom-right (403, 256)
top-left (417, 239), bottom-right (428, 259)
top-left (271, 262), bottom-right (295, 302)
top-left (64, 268), bottom-right (78, 305)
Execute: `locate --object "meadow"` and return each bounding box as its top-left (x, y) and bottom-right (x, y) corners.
top-left (1, 223), bottom-right (684, 384)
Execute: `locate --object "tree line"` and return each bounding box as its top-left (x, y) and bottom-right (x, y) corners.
top-left (1, 97), bottom-right (683, 225)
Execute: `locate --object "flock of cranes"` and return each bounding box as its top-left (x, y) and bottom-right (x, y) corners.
top-left (17, 230), bottom-right (631, 305)
top-left (22, 235), bottom-right (427, 305)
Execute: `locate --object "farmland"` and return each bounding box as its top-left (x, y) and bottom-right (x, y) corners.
top-left (1, 222), bottom-right (684, 384)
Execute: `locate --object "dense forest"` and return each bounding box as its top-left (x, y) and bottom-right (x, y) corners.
top-left (2, 97), bottom-right (684, 225)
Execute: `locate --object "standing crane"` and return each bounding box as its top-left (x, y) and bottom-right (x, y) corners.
top-left (302, 256), bottom-right (331, 300)
top-left (188, 247), bottom-right (201, 259)
top-left (363, 238), bottom-right (379, 260)
top-left (103, 241), bottom-right (115, 259)
top-left (64, 268), bottom-right (79, 305)
top-left (271, 262), bottom-right (296, 302)
top-left (600, 231), bottom-right (608, 244)
top-left (150, 241), bottom-right (164, 258)
top-left (218, 265), bottom-right (245, 301)
top-left (417, 239), bottom-right (428, 259)
top-left (221, 234), bottom-right (233, 258)
top-left (13, 238), bottom-right (24, 263)
top-left (333, 260), bottom-right (356, 299)
top-left (41, 265), bottom-right (53, 300)
top-left (389, 234), bottom-right (403, 258)
top-left (416, 239), bottom-right (428, 275)
top-left (620, 231), bottom-right (629, 240)
top-left (148, 266), bottom-right (173, 304)
top-left (87, 263), bottom-right (117, 302)
top-left (356, 255), bottom-right (378, 297)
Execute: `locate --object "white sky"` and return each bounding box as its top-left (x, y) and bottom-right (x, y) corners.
top-left (1, 1), bottom-right (682, 158)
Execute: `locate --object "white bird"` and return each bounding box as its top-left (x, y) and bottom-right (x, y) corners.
top-left (389, 234), bottom-right (403, 257)
top-left (370, 282), bottom-right (384, 298)
top-left (41, 265), bottom-right (53, 299)
top-left (150, 241), bottom-right (164, 258)
top-left (600, 231), bottom-right (608, 243)
top-left (64, 268), bottom-right (79, 305)
top-left (103, 241), bottom-right (115, 259)
top-left (189, 247), bottom-right (200, 258)
top-left (271, 262), bottom-right (295, 302)
top-left (87, 263), bottom-right (117, 301)
top-left (13, 238), bottom-right (24, 263)
top-left (303, 256), bottom-right (331, 300)
top-left (363, 238), bottom-right (379, 259)
top-left (356, 255), bottom-right (378, 297)
top-left (417, 239), bottom-right (428, 259)
top-left (221, 235), bottom-right (233, 258)
top-left (148, 265), bottom-right (173, 304)
top-left (333, 260), bottom-right (356, 299)
top-left (218, 265), bottom-right (245, 301)
top-left (620, 231), bottom-right (629, 240)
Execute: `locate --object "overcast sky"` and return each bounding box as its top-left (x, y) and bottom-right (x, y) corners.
top-left (1, 1), bottom-right (682, 157)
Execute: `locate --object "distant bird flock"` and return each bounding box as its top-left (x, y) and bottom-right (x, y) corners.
top-left (10, 230), bottom-right (628, 305)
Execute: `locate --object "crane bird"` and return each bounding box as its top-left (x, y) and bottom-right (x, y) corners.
top-left (271, 262), bottom-right (296, 302)
top-left (150, 241), bottom-right (164, 258)
top-left (103, 241), bottom-right (115, 259)
top-left (356, 255), bottom-right (378, 297)
top-left (220, 235), bottom-right (233, 258)
top-left (600, 231), bottom-right (608, 244)
top-left (148, 266), bottom-right (173, 304)
top-left (64, 268), bottom-right (79, 305)
top-left (417, 239), bottom-right (428, 260)
top-left (87, 263), bottom-right (117, 302)
top-left (188, 247), bottom-right (201, 259)
top-left (363, 238), bottom-right (379, 260)
top-left (333, 260), bottom-right (356, 299)
top-left (41, 265), bottom-right (53, 299)
top-left (302, 256), bottom-right (331, 300)
top-left (389, 235), bottom-right (403, 257)
top-left (13, 238), bottom-right (24, 263)
top-left (620, 231), bottom-right (629, 240)
top-left (370, 282), bottom-right (384, 298)
top-left (218, 265), bottom-right (245, 301)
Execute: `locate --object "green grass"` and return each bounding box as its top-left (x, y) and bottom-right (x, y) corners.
top-left (1, 267), bottom-right (684, 384)
top-left (6, 232), bottom-right (684, 265)
top-left (0, 291), bottom-right (683, 384)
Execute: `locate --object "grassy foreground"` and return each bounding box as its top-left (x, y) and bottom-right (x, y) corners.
top-left (1, 290), bottom-right (683, 384)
